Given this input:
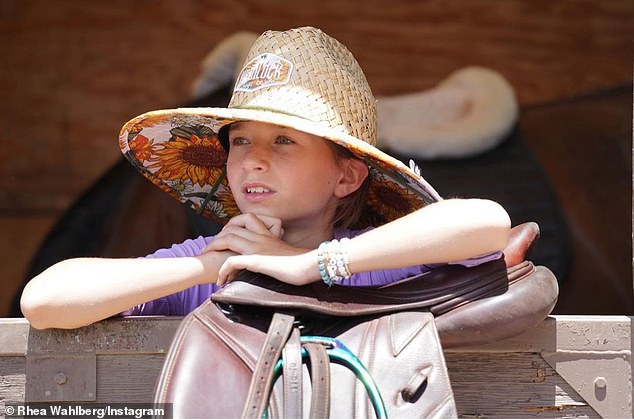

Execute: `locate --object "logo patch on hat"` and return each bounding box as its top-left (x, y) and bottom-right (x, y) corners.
top-left (234, 53), bottom-right (293, 92)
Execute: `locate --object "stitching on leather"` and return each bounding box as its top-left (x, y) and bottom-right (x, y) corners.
top-left (194, 305), bottom-right (258, 370)
top-left (353, 319), bottom-right (374, 418)
top-left (154, 314), bottom-right (197, 403)
top-left (390, 312), bottom-right (431, 357)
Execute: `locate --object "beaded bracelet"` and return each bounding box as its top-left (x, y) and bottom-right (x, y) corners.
top-left (317, 238), bottom-right (352, 287)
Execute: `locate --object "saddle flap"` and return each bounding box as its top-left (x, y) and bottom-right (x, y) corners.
top-left (331, 311), bottom-right (457, 418)
top-left (153, 301), bottom-right (266, 417)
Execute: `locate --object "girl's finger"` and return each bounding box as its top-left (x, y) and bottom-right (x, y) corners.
top-left (205, 234), bottom-right (252, 255)
top-left (226, 213), bottom-right (284, 238)
top-left (216, 255), bottom-right (250, 286)
top-left (203, 226), bottom-right (261, 252)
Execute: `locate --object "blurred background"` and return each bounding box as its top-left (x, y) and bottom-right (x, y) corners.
top-left (1, 0), bottom-right (632, 317)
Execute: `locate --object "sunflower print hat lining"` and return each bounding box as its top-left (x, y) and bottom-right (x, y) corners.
top-left (119, 26), bottom-right (442, 229)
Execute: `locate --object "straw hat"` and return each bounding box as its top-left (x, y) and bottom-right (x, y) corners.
top-left (119, 26), bottom-right (441, 229)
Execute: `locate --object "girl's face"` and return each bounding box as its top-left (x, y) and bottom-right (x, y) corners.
top-left (226, 121), bottom-right (346, 231)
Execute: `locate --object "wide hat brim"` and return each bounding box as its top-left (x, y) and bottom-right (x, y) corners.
top-left (119, 107), bottom-right (442, 229)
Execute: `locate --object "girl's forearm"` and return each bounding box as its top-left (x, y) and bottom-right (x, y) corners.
top-left (344, 199), bottom-right (511, 274)
top-left (238, 199), bottom-right (511, 287)
top-left (20, 251), bottom-right (231, 329)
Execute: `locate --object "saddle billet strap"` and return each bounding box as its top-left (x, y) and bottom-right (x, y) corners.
top-left (271, 335), bottom-right (389, 419)
top-left (245, 316), bottom-right (374, 419)
top-left (304, 343), bottom-right (330, 419)
top-left (241, 314), bottom-right (337, 419)
top-left (282, 328), bottom-right (302, 418)
top-left (241, 312), bottom-right (294, 419)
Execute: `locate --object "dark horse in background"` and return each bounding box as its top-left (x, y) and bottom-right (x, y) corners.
top-left (18, 82), bottom-right (620, 317)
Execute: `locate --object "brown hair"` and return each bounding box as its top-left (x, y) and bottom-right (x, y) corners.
top-left (327, 142), bottom-right (370, 229)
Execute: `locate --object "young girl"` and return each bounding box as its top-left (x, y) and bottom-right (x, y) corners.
top-left (20, 27), bottom-right (510, 330)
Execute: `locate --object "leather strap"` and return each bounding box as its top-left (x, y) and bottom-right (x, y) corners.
top-left (282, 328), bottom-right (303, 418)
top-left (241, 312), bottom-right (294, 419)
top-left (304, 343), bottom-right (331, 419)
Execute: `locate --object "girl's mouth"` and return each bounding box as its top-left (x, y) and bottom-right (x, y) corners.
top-left (242, 183), bottom-right (275, 202)
top-left (246, 186), bottom-right (271, 194)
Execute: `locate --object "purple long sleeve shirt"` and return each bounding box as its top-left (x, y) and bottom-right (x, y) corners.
top-left (121, 227), bottom-right (500, 316)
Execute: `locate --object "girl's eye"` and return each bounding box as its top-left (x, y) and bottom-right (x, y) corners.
top-left (276, 136), bottom-right (295, 144)
top-left (231, 137), bottom-right (249, 146)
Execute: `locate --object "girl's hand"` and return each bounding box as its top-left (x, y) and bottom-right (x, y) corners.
top-left (203, 213), bottom-right (284, 254)
top-left (216, 252), bottom-right (319, 286)
top-left (203, 213), bottom-right (318, 286)
top-left (225, 213), bottom-right (284, 238)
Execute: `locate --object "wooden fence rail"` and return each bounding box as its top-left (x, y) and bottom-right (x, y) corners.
top-left (1, 315), bottom-right (631, 418)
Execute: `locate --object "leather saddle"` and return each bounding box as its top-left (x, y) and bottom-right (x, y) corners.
top-left (153, 222), bottom-right (558, 418)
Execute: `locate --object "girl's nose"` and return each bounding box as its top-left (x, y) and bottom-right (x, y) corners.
top-left (241, 145), bottom-right (270, 171)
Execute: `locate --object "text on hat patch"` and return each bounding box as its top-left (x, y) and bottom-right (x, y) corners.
top-left (234, 53), bottom-right (293, 93)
